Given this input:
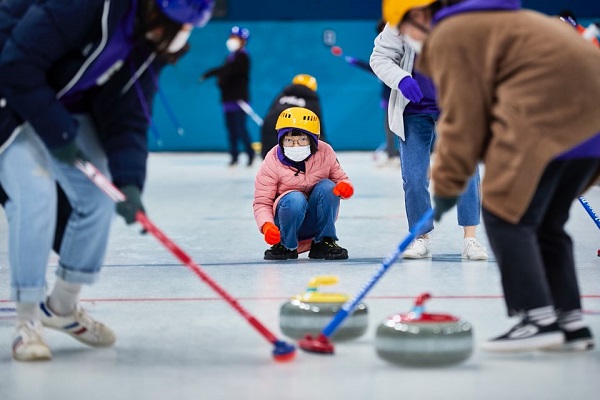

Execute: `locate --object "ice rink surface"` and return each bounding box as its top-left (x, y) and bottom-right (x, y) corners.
top-left (1, 152), bottom-right (599, 400)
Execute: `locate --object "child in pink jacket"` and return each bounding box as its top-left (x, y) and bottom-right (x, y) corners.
top-left (253, 107), bottom-right (354, 260)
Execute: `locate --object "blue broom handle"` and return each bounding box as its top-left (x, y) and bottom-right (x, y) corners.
top-left (579, 196), bottom-right (600, 230)
top-left (322, 208), bottom-right (434, 338)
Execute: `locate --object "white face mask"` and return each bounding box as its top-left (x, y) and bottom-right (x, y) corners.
top-left (167, 29), bottom-right (191, 53)
top-left (167, 29), bottom-right (192, 53)
top-left (402, 34), bottom-right (423, 54)
top-left (226, 38), bottom-right (241, 52)
top-left (283, 145), bottom-right (311, 162)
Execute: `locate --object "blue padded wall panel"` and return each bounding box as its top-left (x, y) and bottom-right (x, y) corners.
top-left (150, 21), bottom-right (385, 152)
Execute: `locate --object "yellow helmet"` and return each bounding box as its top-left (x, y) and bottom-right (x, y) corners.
top-left (383, 0), bottom-right (437, 27)
top-left (275, 107), bottom-right (320, 137)
top-left (292, 74), bottom-right (318, 92)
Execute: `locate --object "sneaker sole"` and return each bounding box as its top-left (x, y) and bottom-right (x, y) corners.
top-left (308, 254), bottom-right (349, 260)
top-left (481, 332), bottom-right (565, 353)
top-left (13, 345), bottom-right (52, 362)
top-left (308, 251), bottom-right (349, 260)
top-left (542, 338), bottom-right (595, 352)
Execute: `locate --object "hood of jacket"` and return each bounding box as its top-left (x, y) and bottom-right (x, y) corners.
top-left (433, 0), bottom-right (520, 25)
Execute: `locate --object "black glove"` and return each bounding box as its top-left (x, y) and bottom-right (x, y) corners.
top-left (116, 185), bottom-right (144, 225)
top-left (49, 141), bottom-right (85, 165)
top-left (433, 195), bottom-right (458, 222)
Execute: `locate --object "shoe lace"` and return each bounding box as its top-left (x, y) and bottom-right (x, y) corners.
top-left (323, 238), bottom-right (341, 248)
top-left (407, 237), bottom-right (427, 250)
top-left (75, 307), bottom-right (101, 332)
top-left (466, 238), bottom-right (486, 254)
top-left (18, 321), bottom-right (44, 342)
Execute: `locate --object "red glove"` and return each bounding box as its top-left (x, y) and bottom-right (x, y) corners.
top-left (262, 222), bottom-right (281, 245)
top-left (333, 181), bottom-right (354, 199)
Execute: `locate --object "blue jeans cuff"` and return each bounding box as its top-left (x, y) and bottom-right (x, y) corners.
top-left (11, 285), bottom-right (48, 303)
top-left (55, 264), bottom-right (100, 285)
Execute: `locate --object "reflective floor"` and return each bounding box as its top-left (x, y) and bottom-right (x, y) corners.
top-left (1, 152), bottom-right (599, 400)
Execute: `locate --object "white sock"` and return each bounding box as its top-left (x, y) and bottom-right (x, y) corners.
top-left (557, 309), bottom-right (585, 331)
top-left (48, 279), bottom-right (82, 316)
top-left (527, 306), bottom-right (557, 326)
top-left (16, 303), bottom-right (39, 323)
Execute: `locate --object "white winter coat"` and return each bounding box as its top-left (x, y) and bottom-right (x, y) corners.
top-left (369, 23), bottom-right (417, 141)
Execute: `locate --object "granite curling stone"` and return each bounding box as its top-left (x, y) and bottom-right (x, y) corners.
top-left (375, 293), bottom-right (473, 366)
top-left (279, 275), bottom-right (368, 341)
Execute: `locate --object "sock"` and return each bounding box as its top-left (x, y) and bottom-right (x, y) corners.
top-left (48, 279), bottom-right (82, 316)
top-left (556, 309), bottom-right (585, 331)
top-left (527, 306), bottom-right (557, 326)
top-left (16, 303), bottom-right (39, 323)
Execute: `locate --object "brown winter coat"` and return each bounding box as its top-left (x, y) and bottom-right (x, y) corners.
top-left (418, 10), bottom-right (600, 223)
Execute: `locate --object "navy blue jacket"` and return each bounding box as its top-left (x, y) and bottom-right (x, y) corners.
top-left (0, 0), bottom-right (160, 189)
top-left (203, 50), bottom-right (250, 103)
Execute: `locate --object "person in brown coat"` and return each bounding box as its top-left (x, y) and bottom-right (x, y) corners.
top-left (411, 0), bottom-right (600, 352)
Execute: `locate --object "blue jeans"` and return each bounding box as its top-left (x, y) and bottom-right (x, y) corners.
top-left (274, 179), bottom-right (340, 249)
top-left (0, 115), bottom-right (114, 303)
top-left (225, 109), bottom-right (253, 162)
top-left (400, 113), bottom-right (481, 233)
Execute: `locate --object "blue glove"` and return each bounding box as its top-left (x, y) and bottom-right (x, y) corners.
top-left (398, 76), bottom-right (423, 103)
top-left (433, 196), bottom-right (458, 222)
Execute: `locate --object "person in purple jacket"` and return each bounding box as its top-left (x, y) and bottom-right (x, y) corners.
top-left (417, 0), bottom-right (600, 352)
top-left (0, 0), bottom-right (214, 362)
top-left (371, 0), bottom-right (488, 261)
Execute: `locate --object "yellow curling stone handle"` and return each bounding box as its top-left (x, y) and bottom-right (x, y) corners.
top-left (291, 275), bottom-right (349, 303)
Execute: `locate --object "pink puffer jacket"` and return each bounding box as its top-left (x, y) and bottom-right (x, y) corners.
top-left (253, 142), bottom-right (352, 232)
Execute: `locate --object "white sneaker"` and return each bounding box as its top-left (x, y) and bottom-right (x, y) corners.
top-left (40, 300), bottom-right (116, 348)
top-left (12, 320), bottom-right (52, 362)
top-left (403, 237), bottom-right (432, 259)
top-left (462, 237), bottom-right (488, 260)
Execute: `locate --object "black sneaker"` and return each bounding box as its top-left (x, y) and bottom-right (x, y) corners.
top-left (543, 327), bottom-right (595, 352)
top-left (481, 318), bottom-right (565, 352)
top-left (308, 237), bottom-right (348, 260)
top-left (264, 243), bottom-right (298, 260)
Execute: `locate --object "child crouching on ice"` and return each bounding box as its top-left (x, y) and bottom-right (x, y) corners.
top-left (253, 107), bottom-right (354, 260)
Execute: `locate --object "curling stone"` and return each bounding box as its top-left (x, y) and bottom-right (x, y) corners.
top-left (279, 275), bottom-right (368, 341)
top-left (375, 293), bottom-right (473, 366)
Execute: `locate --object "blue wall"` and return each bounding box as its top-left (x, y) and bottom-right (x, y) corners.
top-left (522, 0), bottom-right (600, 18)
top-left (216, 1), bottom-right (600, 20)
top-left (150, 21), bottom-right (384, 152)
top-left (150, 2), bottom-right (600, 152)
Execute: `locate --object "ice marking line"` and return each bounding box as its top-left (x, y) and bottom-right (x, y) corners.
top-left (3, 295), bottom-right (598, 304)
top-left (93, 255), bottom-right (497, 268)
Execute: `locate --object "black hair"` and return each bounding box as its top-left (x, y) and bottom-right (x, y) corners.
top-left (137, 0), bottom-right (184, 57)
top-left (280, 129), bottom-right (319, 154)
